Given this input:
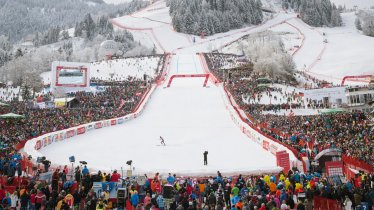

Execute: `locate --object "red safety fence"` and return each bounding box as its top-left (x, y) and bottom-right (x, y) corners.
top-left (342, 154), bottom-right (374, 173)
top-left (313, 196), bottom-right (342, 210)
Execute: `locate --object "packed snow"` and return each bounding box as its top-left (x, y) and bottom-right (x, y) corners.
top-left (90, 56), bottom-right (162, 80)
top-left (308, 12), bottom-right (374, 84)
top-left (41, 56), bottom-right (162, 85)
top-left (36, 54), bottom-right (279, 175)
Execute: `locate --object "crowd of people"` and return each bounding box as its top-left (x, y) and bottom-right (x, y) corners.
top-left (204, 53), bottom-right (374, 167)
top-left (0, 78), bottom-right (150, 183)
top-left (1, 167), bottom-right (374, 210)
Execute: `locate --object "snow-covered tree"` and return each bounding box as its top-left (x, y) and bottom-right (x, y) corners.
top-left (170, 0), bottom-right (263, 35)
top-left (283, 0), bottom-right (342, 27)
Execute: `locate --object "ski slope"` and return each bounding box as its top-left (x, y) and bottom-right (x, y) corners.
top-left (36, 54), bottom-right (278, 176)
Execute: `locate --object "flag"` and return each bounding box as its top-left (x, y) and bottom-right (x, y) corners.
top-left (288, 110), bottom-right (295, 117)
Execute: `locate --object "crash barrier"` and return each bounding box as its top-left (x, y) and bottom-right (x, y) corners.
top-left (342, 154), bottom-right (374, 173)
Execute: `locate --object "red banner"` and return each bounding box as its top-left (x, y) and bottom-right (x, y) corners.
top-left (65, 130), bottom-right (75, 138)
top-left (111, 119), bottom-right (117, 126)
top-left (270, 144), bottom-right (278, 155)
top-left (263, 140), bottom-right (269, 151)
top-left (342, 154), bottom-right (373, 172)
top-left (276, 151), bottom-right (290, 173)
top-left (94, 122), bottom-right (103, 129)
top-left (77, 127), bottom-right (86, 135)
top-left (325, 161), bottom-right (344, 176)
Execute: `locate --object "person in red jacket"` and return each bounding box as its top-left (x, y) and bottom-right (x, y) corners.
top-left (111, 170), bottom-right (121, 182)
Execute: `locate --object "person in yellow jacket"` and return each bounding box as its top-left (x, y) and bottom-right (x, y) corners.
top-left (64, 193), bottom-right (74, 208)
top-left (263, 175), bottom-right (270, 185)
top-left (284, 179), bottom-right (291, 190)
top-left (279, 174), bottom-right (286, 182)
top-left (96, 198), bottom-right (107, 210)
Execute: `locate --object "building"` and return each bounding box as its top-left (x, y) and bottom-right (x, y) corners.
top-left (345, 86), bottom-right (374, 112)
top-left (303, 86), bottom-right (347, 108)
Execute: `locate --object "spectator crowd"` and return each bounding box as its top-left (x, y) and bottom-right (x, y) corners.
top-left (1, 167), bottom-right (374, 210)
top-left (205, 53), bottom-right (373, 166)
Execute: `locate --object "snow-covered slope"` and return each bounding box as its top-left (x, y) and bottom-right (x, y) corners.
top-left (38, 54), bottom-right (279, 175)
top-left (41, 56), bottom-right (162, 85)
top-left (309, 12), bottom-right (374, 84)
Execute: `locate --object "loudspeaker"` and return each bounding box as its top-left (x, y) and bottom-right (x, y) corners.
top-left (69, 156), bottom-right (75, 163)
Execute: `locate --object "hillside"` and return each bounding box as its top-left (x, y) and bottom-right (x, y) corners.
top-left (0, 0), bottom-right (148, 42)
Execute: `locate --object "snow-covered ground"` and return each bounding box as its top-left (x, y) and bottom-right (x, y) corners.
top-left (41, 56), bottom-right (162, 85)
top-left (38, 54), bottom-right (279, 175)
top-left (331, 0), bottom-right (374, 9)
top-left (91, 56), bottom-right (162, 80)
top-left (308, 12), bottom-right (374, 84)
top-left (111, 0), bottom-right (297, 53)
top-left (24, 0), bottom-right (374, 174)
top-left (244, 84), bottom-right (304, 105)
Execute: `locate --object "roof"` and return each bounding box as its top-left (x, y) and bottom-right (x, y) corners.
top-left (0, 113), bottom-right (25, 119)
top-left (54, 97), bottom-right (76, 103)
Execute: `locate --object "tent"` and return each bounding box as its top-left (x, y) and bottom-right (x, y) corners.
top-left (54, 97), bottom-right (79, 108)
top-left (314, 148), bottom-right (341, 161)
top-left (256, 83), bottom-right (270, 88)
top-left (0, 113), bottom-right (25, 119)
top-left (321, 108), bottom-right (346, 114)
top-left (256, 77), bottom-right (271, 83)
top-left (0, 102), bottom-right (9, 106)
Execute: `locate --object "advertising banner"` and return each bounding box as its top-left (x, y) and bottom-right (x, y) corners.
top-left (94, 122), bottom-right (103, 129)
top-left (65, 130), bottom-right (75, 138)
top-left (77, 127), bottom-right (86, 135)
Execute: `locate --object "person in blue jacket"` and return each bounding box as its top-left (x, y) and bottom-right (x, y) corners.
top-left (167, 173), bottom-right (175, 185)
top-left (82, 166), bottom-right (89, 175)
top-left (130, 191), bottom-right (139, 208)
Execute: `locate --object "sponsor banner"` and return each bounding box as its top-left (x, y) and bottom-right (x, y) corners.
top-left (118, 118), bottom-right (124, 124)
top-left (103, 120), bottom-right (110, 127)
top-left (35, 140), bottom-right (42, 150)
top-left (270, 144), bottom-right (278, 155)
top-left (58, 132), bottom-right (65, 141)
top-left (77, 127), bottom-right (86, 135)
top-left (263, 140), bottom-right (270, 151)
top-left (93, 182), bottom-right (122, 199)
top-left (65, 129), bottom-right (76, 139)
top-left (94, 122), bottom-right (103, 129)
top-left (87, 124), bottom-right (94, 131)
top-left (111, 119), bottom-right (117, 126)
top-left (39, 171), bottom-right (53, 182)
top-left (42, 136), bottom-right (49, 148)
top-left (51, 134), bottom-right (58, 143)
top-left (47, 136), bottom-right (52, 145)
